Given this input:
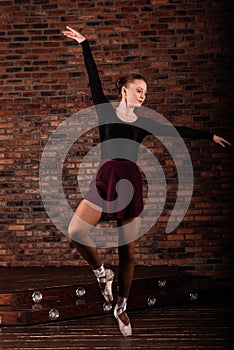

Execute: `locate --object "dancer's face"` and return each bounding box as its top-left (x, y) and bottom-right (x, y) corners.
top-left (122, 79), bottom-right (147, 107)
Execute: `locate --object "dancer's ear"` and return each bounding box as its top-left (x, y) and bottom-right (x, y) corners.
top-left (122, 87), bottom-right (127, 95)
top-left (121, 86), bottom-right (127, 99)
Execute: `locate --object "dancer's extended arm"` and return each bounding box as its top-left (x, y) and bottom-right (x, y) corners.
top-left (63, 26), bottom-right (108, 106)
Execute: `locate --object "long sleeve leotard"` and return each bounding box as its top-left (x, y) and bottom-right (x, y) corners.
top-left (81, 40), bottom-right (214, 162)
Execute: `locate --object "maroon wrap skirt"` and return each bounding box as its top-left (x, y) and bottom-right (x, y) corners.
top-left (84, 159), bottom-right (143, 220)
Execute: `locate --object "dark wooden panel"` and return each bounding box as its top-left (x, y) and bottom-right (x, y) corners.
top-left (0, 277), bottom-right (215, 326)
top-left (0, 266), bottom-right (215, 326)
top-left (0, 300), bottom-right (107, 326)
top-left (0, 265), bottom-right (179, 307)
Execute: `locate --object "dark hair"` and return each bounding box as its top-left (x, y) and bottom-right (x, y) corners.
top-left (115, 74), bottom-right (147, 96)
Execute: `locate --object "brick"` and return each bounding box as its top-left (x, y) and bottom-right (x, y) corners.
top-left (151, 0), bottom-right (169, 4)
top-left (8, 225), bottom-right (25, 231)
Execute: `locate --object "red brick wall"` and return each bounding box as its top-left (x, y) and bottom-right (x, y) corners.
top-left (0, 0), bottom-right (233, 278)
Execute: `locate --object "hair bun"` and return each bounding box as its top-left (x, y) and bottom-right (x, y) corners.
top-left (115, 76), bottom-right (126, 89)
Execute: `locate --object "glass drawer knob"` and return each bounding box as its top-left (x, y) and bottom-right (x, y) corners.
top-left (76, 287), bottom-right (86, 297)
top-left (49, 308), bottom-right (60, 321)
top-left (147, 296), bottom-right (157, 307)
top-left (32, 291), bottom-right (42, 303)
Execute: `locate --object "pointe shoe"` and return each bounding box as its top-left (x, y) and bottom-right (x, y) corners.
top-left (100, 269), bottom-right (115, 303)
top-left (114, 305), bottom-right (132, 337)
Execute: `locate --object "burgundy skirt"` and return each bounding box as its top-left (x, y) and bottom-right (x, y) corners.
top-left (84, 159), bottom-right (143, 220)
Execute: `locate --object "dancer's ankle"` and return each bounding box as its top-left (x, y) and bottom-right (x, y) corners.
top-left (93, 264), bottom-right (106, 283)
top-left (93, 266), bottom-right (115, 303)
top-left (116, 296), bottom-right (128, 315)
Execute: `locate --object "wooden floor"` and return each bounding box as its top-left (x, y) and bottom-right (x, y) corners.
top-left (0, 297), bottom-right (233, 350)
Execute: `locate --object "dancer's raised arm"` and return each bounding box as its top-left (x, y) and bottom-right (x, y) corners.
top-left (63, 26), bottom-right (108, 105)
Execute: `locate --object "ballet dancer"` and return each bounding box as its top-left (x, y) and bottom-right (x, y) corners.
top-left (63, 26), bottom-right (231, 337)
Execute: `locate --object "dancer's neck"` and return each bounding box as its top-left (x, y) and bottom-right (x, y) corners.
top-left (116, 102), bottom-right (137, 123)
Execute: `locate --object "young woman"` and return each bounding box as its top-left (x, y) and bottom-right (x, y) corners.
top-left (63, 26), bottom-right (231, 337)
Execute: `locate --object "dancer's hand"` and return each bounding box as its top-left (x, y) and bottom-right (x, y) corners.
top-left (213, 134), bottom-right (231, 147)
top-left (63, 26), bottom-right (86, 44)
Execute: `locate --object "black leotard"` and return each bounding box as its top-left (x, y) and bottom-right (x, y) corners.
top-left (81, 39), bottom-right (213, 162)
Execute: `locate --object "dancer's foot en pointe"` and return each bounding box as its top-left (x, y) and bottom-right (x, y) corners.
top-left (114, 296), bottom-right (132, 337)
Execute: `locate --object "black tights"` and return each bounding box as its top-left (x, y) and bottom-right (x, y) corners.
top-left (117, 242), bottom-right (136, 297)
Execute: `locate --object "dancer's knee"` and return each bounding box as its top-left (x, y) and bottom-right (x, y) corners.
top-left (119, 243), bottom-right (135, 263)
top-left (126, 250), bottom-right (135, 264)
top-left (67, 215), bottom-right (89, 241)
top-left (67, 221), bottom-right (77, 240)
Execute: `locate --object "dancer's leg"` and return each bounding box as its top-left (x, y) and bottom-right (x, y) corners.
top-left (117, 216), bottom-right (141, 297)
top-left (114, 217), bottom-right (141, 335)
top-left (68, 199), bottom-right (102, 269)
top-left (68, 200), bottom-right (115, 302)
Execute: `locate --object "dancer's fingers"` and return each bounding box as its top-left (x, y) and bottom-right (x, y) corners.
top-left (66, 25), bottom-right (75, 32)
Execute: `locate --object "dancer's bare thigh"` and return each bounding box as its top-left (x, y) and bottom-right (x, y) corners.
top-left (72, 199), bottom-right (102, 226)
